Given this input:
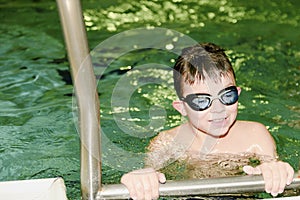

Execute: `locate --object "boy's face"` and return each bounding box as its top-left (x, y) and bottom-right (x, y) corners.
top-left (173, 73), bottom-right (241, 138)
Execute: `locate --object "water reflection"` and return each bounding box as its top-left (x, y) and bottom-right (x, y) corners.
top-left (83, 0), bottom-right (299, 33)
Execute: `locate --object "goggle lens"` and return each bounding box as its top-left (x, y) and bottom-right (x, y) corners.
top-left (181, 86), bottom-right (238, 111)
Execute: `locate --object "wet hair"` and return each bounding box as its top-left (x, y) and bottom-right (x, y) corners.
top-left (173, 43), bottom-right (236, 98)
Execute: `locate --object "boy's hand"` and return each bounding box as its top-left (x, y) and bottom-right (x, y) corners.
top-left (243, 161), bottom-right (294, 197)
top-left (121, 168), bottom-right (166, 200)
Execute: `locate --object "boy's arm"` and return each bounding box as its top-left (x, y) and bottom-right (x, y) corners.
top-left (121, 132), bottom-right (170, 200)
top-left (121, 168), bottom-right (166, 200)
top-left (243, 122), bottom-right (277, 157)
top-left (243, 122), bottom-right (294, 197)
top-left (145, 130), bottom-right (181, 168)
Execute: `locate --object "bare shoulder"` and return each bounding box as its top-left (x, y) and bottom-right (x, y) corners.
top-left (147, 125), bottom-right (182, 152)
top-left (145, 125), bottom-right (186, 168)
top-left (234, 120), bottom-right (276, 156)
top-left (235, 120), bottom-right (270, 134)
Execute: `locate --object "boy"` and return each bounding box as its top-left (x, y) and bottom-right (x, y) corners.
top-left (121, 43), bottom-right (294, 200)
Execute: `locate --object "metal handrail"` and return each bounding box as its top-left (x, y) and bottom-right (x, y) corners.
top-left (97, 174), bottom-right (300, 199)
top-left (56, 1), bottom-right (101, 200)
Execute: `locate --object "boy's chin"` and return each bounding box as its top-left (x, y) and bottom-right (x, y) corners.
top-left (206, 128), bottom-right (229, 138)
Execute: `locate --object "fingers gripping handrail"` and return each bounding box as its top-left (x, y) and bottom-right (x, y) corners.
top-left (56, 0), bottom-right (101, 200)
top-left (97, 174), bottom-right (300, 199)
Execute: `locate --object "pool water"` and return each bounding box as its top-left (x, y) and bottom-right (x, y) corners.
top-left (0, 0), bottom-right (299, 199)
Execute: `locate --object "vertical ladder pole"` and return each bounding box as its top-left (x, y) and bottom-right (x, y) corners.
top-left (56, 1), bottom-right (101, 199)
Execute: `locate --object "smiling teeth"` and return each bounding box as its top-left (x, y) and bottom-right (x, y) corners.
top-left (211, 119), bottom-right (224, 122)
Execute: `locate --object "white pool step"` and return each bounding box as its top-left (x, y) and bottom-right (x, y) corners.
top-left (0, 178), bottom-right (68, 200)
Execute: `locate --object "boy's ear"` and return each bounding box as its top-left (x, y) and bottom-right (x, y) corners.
top-left (172, 100), bottom-right (187, 116)
top-left (237, 86), bottom-right (242, 95)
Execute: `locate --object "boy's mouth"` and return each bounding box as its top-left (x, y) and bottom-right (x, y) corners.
top-left (208, 117), bottom-right (228, 123)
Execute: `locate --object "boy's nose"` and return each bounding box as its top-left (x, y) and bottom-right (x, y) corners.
top-left (210, 99), bottom-right (225, 113)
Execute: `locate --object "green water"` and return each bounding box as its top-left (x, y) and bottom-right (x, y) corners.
top-left (0, 0), bottom-right (299, 199)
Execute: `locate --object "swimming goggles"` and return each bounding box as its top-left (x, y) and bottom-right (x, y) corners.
top-left (180, 86), bottom-right (239, 111)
